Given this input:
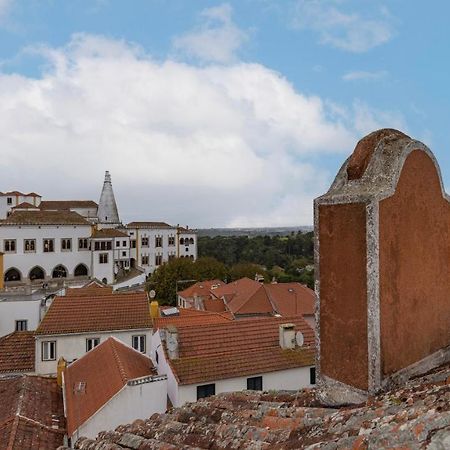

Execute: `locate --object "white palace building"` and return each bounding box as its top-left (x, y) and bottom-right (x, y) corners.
top-left (0, 172), bottom-right (197, 288)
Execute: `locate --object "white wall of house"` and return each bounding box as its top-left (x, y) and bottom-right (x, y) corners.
top-left (36, 328), bottom-right (152, 375)
top-left (0, 298), bottom-right (42, 337)
top-left (151, 330), bottom-right (313, 407)
top-left (72, 375), bottom-right (167, 441)
top-left (0, 224), bottom-right (92, 282)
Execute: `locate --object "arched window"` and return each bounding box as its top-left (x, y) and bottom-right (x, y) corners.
top-left (102, 278), bottom-right (108, 284)
top-left (180, 238), bottom-right (184, 245)
top-left (190, 255), bottom-right (194, 259)
top-left (189, 238), bottom-right (194, 244)
top-left (29, 266), bottom-right (45, 281)
top-left (52, 265), bottom-right (67, 278)
top-left (4, 268), bottom-right (21, 282)
top-left (74, 264), bottom-right (88, 277)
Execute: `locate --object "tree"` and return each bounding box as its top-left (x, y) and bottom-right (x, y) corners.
top-left (193, 257), bottom-right (227, 281)
top-left (228, 262), bottom-right (269, 282)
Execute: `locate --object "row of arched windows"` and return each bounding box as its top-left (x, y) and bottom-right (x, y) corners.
top-left (179, 238), bottom-right (195, 245)
top-left (4, 263), bottom-right (89, 282)
top-left (180, 255), bottom-right (195, 259)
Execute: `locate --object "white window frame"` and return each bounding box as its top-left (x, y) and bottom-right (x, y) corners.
top-left (86, 337), bottom-right (100, 352)
top-left (15, 319), bottom-right (28, 331)
top-left (42, 341), bottom-right (56, 361)
top-left (132, 335), bottom-right (146, 353)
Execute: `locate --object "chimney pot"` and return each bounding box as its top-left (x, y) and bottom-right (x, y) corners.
top-left (279, 323), bottom-right (296, 350)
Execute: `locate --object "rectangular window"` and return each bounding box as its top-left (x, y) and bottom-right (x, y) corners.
top-left (141, 255), bottom-right (149, 265)
top-left (24, 239), bottom-right (36, 253)
top-left (130, 240), bottom-right (136, 248)
top-left (116, 240), bottom-right (120, 247)
top-left (7, 197), bottom-right (12, 205)
top-left (122, 251), bottom-right (126, 257)
top-left (43, 239), bottom-right (54, 253)
top-left (122, 240), bottom-right (127, 247)
top-left (4, 239), bottom-right (16, 253)
top-left (61, 238), bottom-right (72, 251)
top-left (94, 241), bottom-right (112, 251)
top-left (197, 383), bottom-right (215, 400)
top-left (78, 238), bottom-right (89, 250)
top-left (310, 367), bottom-right (316, 385)
top-left (168, 253), bottom-right (175, 261)
top-left (15, 320), bottom-right (28, 331)
top-left (86, 337), bottom-right (100, 352)
top-left (141, 237), bottom-right (149, 247)
top-left (99, 253), bottom-right (108, 264)
top-left (155, 236), bottom-right (162, 247)
top-left (168, 236), bottom-right (175, 246)
top-left (247, 376), bottom-right (263, 391)
top-left (155, 254), bottom-right (163, 266)
top-left (42, 341), bottom-right (56, 361)
top-left (132, 335), bottom-right (146, 353)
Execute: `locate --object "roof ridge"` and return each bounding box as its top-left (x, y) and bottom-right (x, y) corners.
top-left (109, 338), bottom-right (129, 384)
top-left (6, 416), bottom-right (20, 450)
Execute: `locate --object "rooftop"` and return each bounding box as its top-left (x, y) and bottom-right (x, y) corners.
top-left (10, 201), bottom-right (39, 210)
top-left (91, 228), bottom-right (129, 239)
top-left (153, 308), bottom-right (232, 330)
top-left (0, 331), bottom-right (35, 374)
top-left (177, 279), bottom-right (224, 300)
top-left (64, 337), bottom-right (157, 436)
top-left (166, 315), bottom-right (314, 385)
top-left (39, 200), bottom-right (98, 210)
top-left (127, 221), bottom-right (174, 229)
top-left (0, 375), bottom-right (65, 450)
top-left (36, 292), bottom-right (151, 335)
top-left (64, 361), bottom-right (450, 449)
top-left (0, 191), bottom-right (40, 197)
top-left (0, 210), bottom-right (90, 226)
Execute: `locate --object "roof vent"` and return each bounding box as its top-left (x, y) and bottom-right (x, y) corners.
top-left (279, 323), bottom-right (296, 350)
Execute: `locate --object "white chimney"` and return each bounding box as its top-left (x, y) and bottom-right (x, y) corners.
top-left (166, 326), bottom-right (179, 359)
top-left (279, 324), bottom-right (296, 349)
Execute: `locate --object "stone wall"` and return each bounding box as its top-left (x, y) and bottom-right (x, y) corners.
top-left (315, 129), bottom-right (450, 404)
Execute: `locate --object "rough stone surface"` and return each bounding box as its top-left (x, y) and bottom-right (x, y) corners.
top-left (56, 363), bottom-right (450, 449)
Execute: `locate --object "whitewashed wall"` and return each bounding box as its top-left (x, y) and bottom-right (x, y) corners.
top-left (36, 329), bottom-right (152, 375)
top-left (0, 299), bottom-right (42, 337)
top-left (72, 376), bottom-right (167, 440)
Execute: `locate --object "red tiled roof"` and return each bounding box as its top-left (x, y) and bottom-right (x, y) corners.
top-left (0, 210), bottom-right (90, 225)
top-left (127, 221), bottom-right (174, 229)
top-left (177, 226), bottom-right (196, 234)
top-left (64, 337), bottom-right (155, 436)
top-left (177, 280), bottom-right (223, 299)
top-left (153, 309), bottom-right (232, 329)
top-left (203, 298), bottom-right (227, 313)
top-left (0, 191), bottom-right (41, 197)
top-left (167, 315), bottom-right (315, 384)
top-left (65, 284), bottom-right (113, 297)
top-left (11, 202), bottom-right (38, 210)
top-left (39, 200), bottom-right (98, 210)
top-left (36, 292), bottom-right (151, 335)
top-left (91, 228), bottom-right (129, 238)
top-left (265, 283), bottom-right (315, 316)
top-left (0, 332), bottom-right (35, 374)
top-left (0, 375), bottom-right (65, 449)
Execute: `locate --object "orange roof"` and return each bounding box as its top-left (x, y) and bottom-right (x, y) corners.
top-left (36, 292), bottom-right (151, 335)
top-left (11, 202), bottom-right (38, 210)
top-left (65, 283), bottom-right (113, 297)
top-left (265, 283), bottom-right (315, 316)
top-left (177, 279), bottom-right (223, 300)
top-left (39, 200), bottom-right (98, 210)
top-left (0, 375), bottom-right (65, 449)
top-left (153, 308), bottom-right (232, 329)
top-left (0, 210), bottom-right (90, 225)
top-left (64, 337), bottom-right (156, 436)
top-left (203, 298), bottom-right (227, 313)
top-left (0, 332), bottom-right (35, 373)
top-left (127, 221), bottom-right (174, 229)
top-left (91, 228), bottom-right (129, 238)
top-left (167, 316), bottom-right (315, 385)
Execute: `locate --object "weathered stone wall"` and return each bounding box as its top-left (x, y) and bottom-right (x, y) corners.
top-left (315, 129), bottom-right (450, 404)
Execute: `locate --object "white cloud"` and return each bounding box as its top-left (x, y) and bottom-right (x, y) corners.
top-left (172, 3), bottom-right (248, 63)
top-left (342, 70), bottom-right (388, 81)
top-left (0, 34), bottom-right (405, 227)
top-left (0, 0), bottom-right (12, 21)
top-left (291, 0), bottom-right (394, 52)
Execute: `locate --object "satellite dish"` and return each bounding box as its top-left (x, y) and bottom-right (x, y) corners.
top-left (296, 331), bottom-right (304, 347)
top-left (149, 290), bottom-right (156, 299)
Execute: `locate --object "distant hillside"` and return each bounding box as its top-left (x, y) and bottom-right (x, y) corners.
top-left (197, 226), bottom-right (313, 238)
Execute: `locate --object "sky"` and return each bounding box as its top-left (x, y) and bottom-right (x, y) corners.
top-left (0, 0), bottom-right (449, 227)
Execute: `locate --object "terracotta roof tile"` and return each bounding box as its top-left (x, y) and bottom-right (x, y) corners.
top-left (0, 191), bottom-right (41, 197)
top-left (10, 202), bottom-right (38, 210)
top-left (127, 221), bottom-right (174, 229)
top-left (177, 280), bottom-right (223, 299)
top-left (167, 315), bottom-right (315, 384)
top-left (0, 331), bottom-right (35, 374)
top-left (39, 200), bottom-right (98, 210)
top-left (36, 292), bottom-right (151, 335)
top-left (0, 210), bottom-right (90, 225)
top-left (265, 283), bottom-right (315, 316)
top-left (64, 337), bottom-right (156, 436)
top-left (91, 228), bottom-right (129, 238)
top-left (65, 284), bottom-right (113, 297)
top-left (202, 298), bottom-right (227, 312)
top-left (153, 309), bottom-right (232, 329)
top-left (0, 375), bottom-right (65, 450)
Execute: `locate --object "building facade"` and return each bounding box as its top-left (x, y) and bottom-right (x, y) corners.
top-left (0, 171), bottom-right (197, 286)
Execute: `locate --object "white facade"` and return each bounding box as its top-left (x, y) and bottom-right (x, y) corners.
top-left (36, 329), bottom-right (152, 375)
top-left (0, 192), bottom-right (41, 219)
top-left (150, 331), bottom-right (312, 408)
top-left (68, 374), bottom-right (167, 441)
top-left (0, 297), bottom-right (42, 337)
top-left (1, 224), bottom-right (92, 283)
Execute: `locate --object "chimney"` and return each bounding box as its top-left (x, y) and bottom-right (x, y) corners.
top-left (279, 323), bottom-right (295, 350)
top-left (150, 300), bottom-right (160, 319)
top-left (57, 357), bottom-right (67, 388)
top-left (166, 326), bottom-right (179, 359)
